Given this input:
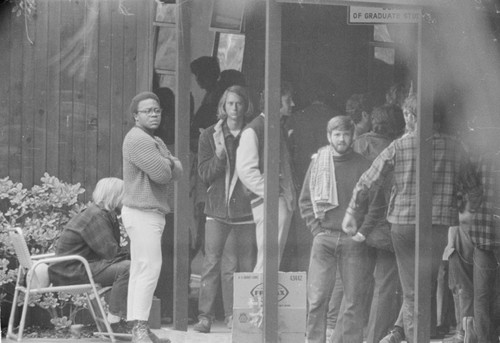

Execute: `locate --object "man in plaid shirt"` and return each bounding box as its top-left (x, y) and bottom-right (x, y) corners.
top-left (343, 94), bottom-right (482, 343)
top-left (448, 150), bottom-right (499, 343)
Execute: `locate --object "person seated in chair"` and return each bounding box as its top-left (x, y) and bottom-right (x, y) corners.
top-left (48, 177), bottom-right (131, 334)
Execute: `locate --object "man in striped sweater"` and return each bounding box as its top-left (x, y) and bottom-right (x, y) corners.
top-left (122, 91), bottom-right (182, 343)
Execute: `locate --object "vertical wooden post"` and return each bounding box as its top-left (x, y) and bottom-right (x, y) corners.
top-left (263, 1), bottom-right (281, 342)
top-left (414, 9), bottom-right (434, 343)
top-left (173, 0), bottom-right (191, 331)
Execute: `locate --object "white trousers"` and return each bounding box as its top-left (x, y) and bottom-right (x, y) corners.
top-left (122, 206), bottom-right (165, 321)
top-left (251, 197), bottom-right (293, 273)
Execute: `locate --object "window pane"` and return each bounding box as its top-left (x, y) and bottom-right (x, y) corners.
top-left (374, 46), bottom-right (395, 65)
top-left (373, 24), bottom-right (394, 43)
top-left (216, 33), bottom-right (245, 71)
top-left (155, 3), bottom-right (176, 24)
top-left (154, 27), bottom-right (176, 71)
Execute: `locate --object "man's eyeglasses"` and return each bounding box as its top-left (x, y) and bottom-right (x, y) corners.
top-left (137, 107), bottom-right (162, 115)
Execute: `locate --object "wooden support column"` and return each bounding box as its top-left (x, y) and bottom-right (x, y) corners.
top-left (263, 1), bottom-right (281, 342)
top-left (414, 10), bottom-right (434, 343)
top-left (173, 0), bottom-right (191, 331)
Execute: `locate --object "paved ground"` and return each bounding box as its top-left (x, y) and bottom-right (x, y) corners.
top-left (154, 320), bottom-right (232, 343)
top-left (2, 320), bottom-right (232, 343)
top-left (2, 322), bottom-right (457, 343)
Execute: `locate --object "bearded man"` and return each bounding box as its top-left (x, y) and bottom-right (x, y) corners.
top-left (299, 115), bottom-right (373, 343)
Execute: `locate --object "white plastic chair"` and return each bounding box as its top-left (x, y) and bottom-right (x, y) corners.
top-left (7, 227), bottom-right (116, 342)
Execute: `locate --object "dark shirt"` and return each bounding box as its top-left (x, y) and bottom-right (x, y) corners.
top-left (221, 121), bottom-right (239, 179)
top-left (299, 149), bottom-right (370, 237)
top-left (48, 204), bottom-right (125, 285)
top-left (190, 89), bottom-right (219, 151)
top-left (353, 130), bottom-right (394, 250)
top-left (353, 131), bottom-right (392, 162)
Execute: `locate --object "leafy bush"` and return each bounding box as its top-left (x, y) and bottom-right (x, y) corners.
top-left (0, 173), bottom-right (86, 255)
top-left (0, 173), bottom-right (90, 331)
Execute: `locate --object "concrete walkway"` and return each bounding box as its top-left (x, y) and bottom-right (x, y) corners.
top-left (2, 321), bottom-right (232, 343)
top-left (154, 321), bottom-right (232, 343)
top-left (2, 323), bottom-right (456, 343)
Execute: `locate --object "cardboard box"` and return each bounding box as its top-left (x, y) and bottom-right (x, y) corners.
top-left (232, 272), bottom-right (306, 343)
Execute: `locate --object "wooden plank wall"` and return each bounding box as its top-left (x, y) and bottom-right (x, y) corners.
top-left (0, 7), bottom-right (12, 179)
top-left (0, 0), bottom-right (155, 200)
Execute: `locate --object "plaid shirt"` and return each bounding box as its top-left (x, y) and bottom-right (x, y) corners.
top-left (347, 132), bottom-right (481, 226)
top-left (48, 204), bottom-right (123, 285)
top-left (469, 152), bottom-right (500, 250)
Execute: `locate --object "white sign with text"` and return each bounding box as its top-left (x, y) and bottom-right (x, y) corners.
top-left (349, 6), bottom-right (421, 24)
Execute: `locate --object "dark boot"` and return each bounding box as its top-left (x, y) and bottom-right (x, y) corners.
top-left (132, 320), bottom-right (153, 343)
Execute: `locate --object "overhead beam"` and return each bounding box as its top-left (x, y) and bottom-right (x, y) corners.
top-left (276, 0), bottom-right (450, 8)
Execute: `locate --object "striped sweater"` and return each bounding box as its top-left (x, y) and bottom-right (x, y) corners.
top-left (122, 126), bottom-right (182, 214)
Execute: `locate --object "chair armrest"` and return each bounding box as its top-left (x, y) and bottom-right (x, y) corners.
top-left (33, 255), bottom-right (99, 287)
top-left (32, 253), bottom-right (56, 260)
top-left (36, 255), bottom-right (91, 268)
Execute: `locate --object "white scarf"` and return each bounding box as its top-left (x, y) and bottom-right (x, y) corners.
top-left (309, 145), bottom-right (339, 219)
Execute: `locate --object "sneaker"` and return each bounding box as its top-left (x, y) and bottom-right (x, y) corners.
top-left (193, 317), bottom-right (211, 333)
top-left (225, 315), bottom-right (233, 330)
top-left (326, 327), bottom-right (334, 343)
top-left (463, 317), bottom-right (477, 343)
top-left (444, 332), bottom-right (465, 343)
top-left (379, 327), bottom-right (404, 343)
top-left (132, 321), bottom-right (153, 343)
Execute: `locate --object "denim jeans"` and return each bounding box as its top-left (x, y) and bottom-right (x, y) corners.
top-left (391, 224), bottom-right (448, 343)
top-left (365, 249), bottom-right (402, 343)
top-left (91, 258), bottom-right (130, 318)
top-left (306, 230), bottom-right (375, 343)
top-left (331, 246), bottom-right (376, 343)
top-left (327, 269), bottom-right (343, 330)
top-left (473, 246), bottom-right (498, 343)
top-left (449, 228), bottom-right (499, 343)
top-left (436, 260), bottom-right (456, 332)
top-left (448, 227), bottom-right (474, 336)
top-left (198, 218), bottom-right (256, 320)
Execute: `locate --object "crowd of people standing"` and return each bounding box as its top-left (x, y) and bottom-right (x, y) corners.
top-left (152, 55), bottom-right (500, 343)
top-left (49, 54), bottom-right (499, 343)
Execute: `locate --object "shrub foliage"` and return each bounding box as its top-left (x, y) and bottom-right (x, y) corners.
top-left (0, 173), bottom-right (91, 331)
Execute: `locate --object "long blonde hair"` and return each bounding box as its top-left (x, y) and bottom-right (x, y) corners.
top-left (92, 177), bottom-right (124, 211)
top-left (217, 85), bottom-right (254, 121)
